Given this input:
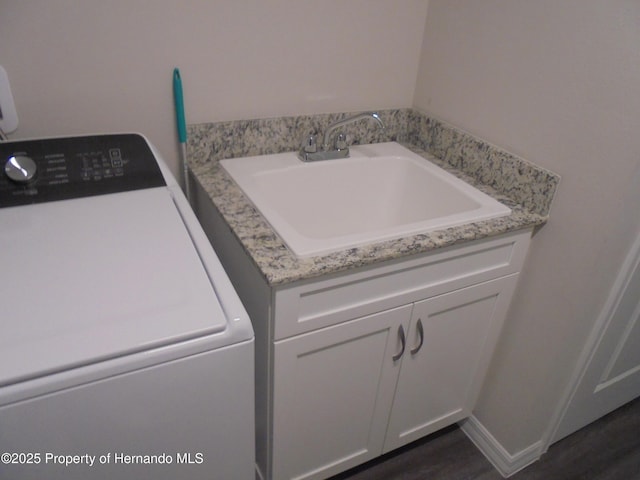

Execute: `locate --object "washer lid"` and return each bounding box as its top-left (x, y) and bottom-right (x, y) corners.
top-left (0, 188), bottom-right (228, 387)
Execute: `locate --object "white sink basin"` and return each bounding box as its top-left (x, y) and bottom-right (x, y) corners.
top-left (221, 142), bottom-right (511, 257)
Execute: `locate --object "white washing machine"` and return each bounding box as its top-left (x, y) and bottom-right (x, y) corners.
top-left (0, 134), bottom-right (254, 480)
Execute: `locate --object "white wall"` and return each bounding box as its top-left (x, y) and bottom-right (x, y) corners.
top-left (414, 0), bottom-right (640, 454)
top-left (0, 0), bottom-right (428, 177)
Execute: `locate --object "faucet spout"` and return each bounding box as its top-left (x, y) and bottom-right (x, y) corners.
top-left (322, 112), bottom-right (385, 151)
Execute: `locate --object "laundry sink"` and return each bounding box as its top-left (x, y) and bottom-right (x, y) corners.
top-left (220, 142), bottom-right (511, 257)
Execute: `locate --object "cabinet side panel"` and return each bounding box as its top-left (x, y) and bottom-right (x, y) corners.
top-left (193, 180), bottom-right (271, 478)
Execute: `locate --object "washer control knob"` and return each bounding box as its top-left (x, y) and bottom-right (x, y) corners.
top-left (5, 155), bottom-right (37, 183)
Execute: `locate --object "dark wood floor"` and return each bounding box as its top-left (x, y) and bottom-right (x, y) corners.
top-left (332, 396), bottom-right (640, 479)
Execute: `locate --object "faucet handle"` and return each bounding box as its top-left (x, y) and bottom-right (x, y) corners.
top-left (302, 134), bottom-right (318, 153)
top-left (335, 133), bottom-right (348, 151)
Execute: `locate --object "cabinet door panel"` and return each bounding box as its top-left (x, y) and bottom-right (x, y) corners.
top-left (383, 275), bottom-right (517, 452)
top-left (272, 305), bottom-right (412, 480)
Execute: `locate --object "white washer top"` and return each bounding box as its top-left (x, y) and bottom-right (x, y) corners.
top-left (0, 187), bottom-right (228, 387)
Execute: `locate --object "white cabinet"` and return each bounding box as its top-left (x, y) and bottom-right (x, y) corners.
top-left (264, 232), bottom-right (531, 480)
top-left (195, 198), bottom-right (532, 480)
top-left (271, 275), bottom-right (518, 480)
top-left (383, 276), bottom-right (517, 453)
top-left (272, 305), bottom-right (411, 480)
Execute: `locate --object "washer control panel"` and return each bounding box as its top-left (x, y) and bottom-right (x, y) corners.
top-left (0, 134), bottom-right (166, 207)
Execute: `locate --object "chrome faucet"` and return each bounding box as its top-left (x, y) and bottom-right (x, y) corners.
top-left (298, 112), bottom-right (385, 162)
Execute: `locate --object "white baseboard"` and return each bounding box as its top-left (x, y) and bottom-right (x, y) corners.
top-left (460, 415), bottom-right (544, 477)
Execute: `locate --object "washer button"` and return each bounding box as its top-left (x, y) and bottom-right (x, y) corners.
top-left (5, 155), bottom-right (38, 183)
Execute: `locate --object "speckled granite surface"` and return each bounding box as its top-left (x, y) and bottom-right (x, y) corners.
top-left (406, 111), bottom-right (558, 216)
top-left (188, 109), bottom-right (559, 286)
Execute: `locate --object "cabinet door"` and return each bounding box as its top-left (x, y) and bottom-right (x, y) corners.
top-left (383, 275), bottom-right (518, 453)
top-left (272, 305), bottom-right (412, 480)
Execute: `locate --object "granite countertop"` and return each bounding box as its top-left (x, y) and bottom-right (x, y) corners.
top-left (188, 109), bottom-right (559, 286)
